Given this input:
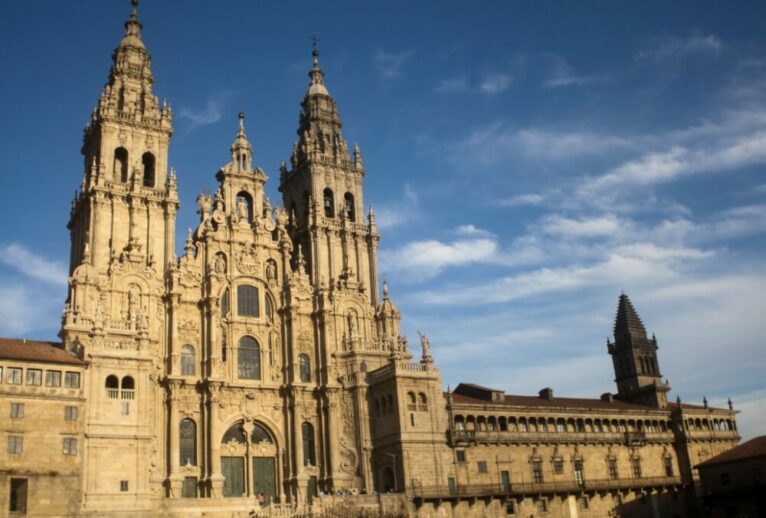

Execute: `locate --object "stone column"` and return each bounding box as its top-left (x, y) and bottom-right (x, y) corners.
top-left (208, 382), bottom-right (225, 497)
top-left (326, 389), bottom-right (340, 487)
top-left (167, 381), bottom-right (183, 497)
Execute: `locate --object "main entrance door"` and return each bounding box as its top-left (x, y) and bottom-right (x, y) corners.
top-left (252, 457), bottom-right (276, 503)
top-left (222, 457), bottom-right (245, 497)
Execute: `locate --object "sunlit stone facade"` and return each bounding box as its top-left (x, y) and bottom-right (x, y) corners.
top-left (0, 3), bottom-right (741, 517)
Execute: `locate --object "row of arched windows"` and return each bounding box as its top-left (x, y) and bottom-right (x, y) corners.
top-left (178, 337), bottom-right (275, 381)
top-left (322, 188), bottom-right (355, 221)
top-left (112, 147), bottom-right (156, 187)
top-left (407, 392), bottom-right (428, 412)
top-left (105, 374), bottom-right (135, 399)
top-left (685, 417), bottom-right (736, 432)
top-left (638, 356), bottom-right (658, 376)
top-left (453, 414), bottom-right (675, 435)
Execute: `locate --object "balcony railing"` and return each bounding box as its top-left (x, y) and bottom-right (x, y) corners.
top-left (411, 476), bottom-right (682, 500)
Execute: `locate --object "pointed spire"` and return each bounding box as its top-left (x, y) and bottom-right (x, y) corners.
top-left (121, 0), bottom-right (144, 48)
top-left (613, 292), bottom-right (648, 344)
top-left (296, 244), bottom-right (306, 273)
top-left (307, 41), bottom-right (329, 96)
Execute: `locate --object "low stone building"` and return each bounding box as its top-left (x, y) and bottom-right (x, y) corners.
top-left (0, 2), bottom-right (742, 517)
top-left (697, 435), bottom-right (766, 518)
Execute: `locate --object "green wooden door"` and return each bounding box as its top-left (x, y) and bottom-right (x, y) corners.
top-left (500, 470), bottom-right (511, 493)
top-left (307, 476), bottom-right (317, 504)
top-left (222, 456), bottom-right (245, 497)
top-left (448, 476), bottom-right (457, 496)
top-left (252, 457), bottom-right (276, 503)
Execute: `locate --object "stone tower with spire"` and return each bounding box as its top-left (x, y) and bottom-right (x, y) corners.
top-left (60, 1), bottom-right (177, 512)
top-left (607, 293), bottom-right (671, 408)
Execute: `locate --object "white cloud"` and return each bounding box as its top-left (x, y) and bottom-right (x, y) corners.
top-left (435, 76), bottom-right (469, 94)
top-left (375, 182), bottom-right (419, 230)
top-left (479, 73), bottom-right (512, 94)
top-left (497, 193), bottom-right (547, 207)
top-left (0, 243), bottom-right (67, 286)
top-left (380, 237), bottom-right (498, 281)
top-left (179, 98), bottom-right (223, 127)
top-left (637, 34), bottom-right (722, 63)
top-left (373, 49), bottom-right (413, 79)
top-left (455, 224), bottom-right (494, 238)
top-left (540, 214), bottom-right (624, 238)
top-left (0, 282), bottom-right (63, 338)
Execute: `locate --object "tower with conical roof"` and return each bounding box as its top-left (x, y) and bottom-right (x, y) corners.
top-left (607, 293), bottom-right (670, 408)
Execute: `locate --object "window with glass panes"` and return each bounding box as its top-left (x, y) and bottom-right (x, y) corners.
top-left (26, 369), bottom-right (41, 386)
top-left (45, 370), bottom-right (61, 387)
top-left (237, 285), bottom-right (259, 317)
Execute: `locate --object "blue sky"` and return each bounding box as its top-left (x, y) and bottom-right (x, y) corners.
top-left (1, 1), bottom-right (765, 438)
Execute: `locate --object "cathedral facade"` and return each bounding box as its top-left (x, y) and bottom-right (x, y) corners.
top-left (0, 3), bottom-right (740, 517)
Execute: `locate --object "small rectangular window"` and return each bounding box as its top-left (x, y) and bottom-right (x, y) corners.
top-left (64, 372), bottom-right (80, 388)
top-left (45, 370), bottom-right (61, 387)
top-left (455, 450), bottom-right (466, 463)
top-left (532, 460), bottom-right (544, 483)
top-left (26, 369), bottom-right (42, 386)
top-left (553, 459), bottom-right (564, 473)
top-left (63, 437), bottom-right (77, 455)
top-left (477, 460), bottom-right (488, 473)
top-left (120, 480), bottom-right (129, 492)
top-left (8, 435), bottom-right (23, 454)
top-left (537, 498), bottom-right (548, 513)
top-left (10, 402), bottom-right (24, 418)
top-left (7, 367), bottom-right (22, 385)
top-left (632, 458), bottom-right (642, 478)
top-left (65, 406), bottom-right (78, 421)
top-left (9, 478), bottom-right (28, 513)
top-left (579, 496), bottom-right (589, 509)
top-left (664, 456), bottom-right (674, 477)
top-left (505, 500), bottom-right (516, 515)
top-left (608, 458), bottom-right (619, 479)
top-left (121, 402), bottom-right (130, 416)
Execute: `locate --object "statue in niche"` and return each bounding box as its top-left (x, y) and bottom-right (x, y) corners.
top-left (347, 310), bottom-right (358, 338)
top-left (236, 197), bottom-right (249, 223)
top-left (214, 253), bottom-right (226, 275)
top-left (265, 260), bottom-right (277, 283)
top-left (211, 191), bottom-right (225, 225)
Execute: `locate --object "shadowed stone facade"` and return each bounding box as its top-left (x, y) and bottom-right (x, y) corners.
top-left (0, 2), bottom-right (742, 517)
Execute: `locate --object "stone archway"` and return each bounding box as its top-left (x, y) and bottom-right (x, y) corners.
top-left (220, 420), bottom-right (278, 502)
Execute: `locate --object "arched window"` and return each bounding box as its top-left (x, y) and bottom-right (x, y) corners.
top-left (323, 188), bottom-right (335, 218)
top-left (302, 422), bottom-right (315, 466)
top-left (113, 147), bottom-right (128, 183)
top-left (180, 418), bottom-right (197, 466)
top-left (106, 375), bottom-right (119, 398)
top-left (237, 285), bottom-right (259, 317)
top-left (221, 288), bottom-right (230, 317)
top-left (344, 192), bottom-right (355, 222)
top-left (121, 375), bottom-right (135, 399)
top-left (142, 152), bottom-right (155, 188)
top-left (298, 354), bottom-right (311, 383)
top-left (418, 393), bottom-right (428, 411)
top-left (180, 345), bottom-right (195, 376)
top-left (236, 191), bottom-right (253, 223)
top-left (238, 336), bottom-right (261, 380)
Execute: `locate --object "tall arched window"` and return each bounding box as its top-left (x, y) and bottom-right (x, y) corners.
top-left (238, 336), bottom-right (261, 380)
top-left (236, 191), bottom-right (253, 223)
top-left (113, 147), bottom-right (128, 183)
top-left (180, 418), bottom-right (197, 466)
top-left (221, 288), bottom-right (230, 317)
top-left (237, 285), bottom-right (259, 317)
top-left (142, 152), bottom-right (155, 188)
top-left (180, 345), bottom-right (195, 376)
top-left (265, 295), bottom-right (274, 322)
top-left (298, 354), bottom-right (311, 383)
top-left (323, 188), bottom-right (335, 218)
top-left (302, 422), bottom-right (315, 466)
top-left (121, 375), bottom-right (135, 400)
top-left (344, 192), bottom-right (355, 222)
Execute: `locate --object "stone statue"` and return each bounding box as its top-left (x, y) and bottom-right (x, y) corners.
top-left (237, 197), bottom-right (249, 222)
top-left (417, 331), bottom-right (432, 362)
top-left (214, 254), bottom-right (226, 274)
top-left (196, 193), bottom-right (212, 221)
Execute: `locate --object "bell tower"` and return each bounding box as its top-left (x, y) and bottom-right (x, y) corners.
top-left (69, 0), bottom-right (176, 276)
top-left (607, 293), bottom-right (671, 408)
top-left (279, 48), bottom-right (380, 303)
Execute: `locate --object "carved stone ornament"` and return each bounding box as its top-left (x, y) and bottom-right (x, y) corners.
top-left (235, 242), bottom-right (259, 274)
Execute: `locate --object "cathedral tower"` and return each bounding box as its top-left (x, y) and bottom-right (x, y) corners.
top-left (608, 293), bottom-right (670, 408)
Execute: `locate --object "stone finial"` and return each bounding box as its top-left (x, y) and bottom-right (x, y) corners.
top-left (382, 280), bottom-right (389, 299)
top-left (238, 112), bottom-right (245, 136)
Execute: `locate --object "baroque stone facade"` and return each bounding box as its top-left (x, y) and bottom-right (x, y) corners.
top-left (0, 2), bottom-right (742, 517)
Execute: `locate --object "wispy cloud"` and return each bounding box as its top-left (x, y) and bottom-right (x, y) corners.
top-left (543, 55), bottom-right (606, 88)
top-left (479, 72), bottom-right (513, 94)
top-left (374, 182), bottom-right (420, 230)
top-left (373, 48), bottom-right (413, 79)
top-left (179, 98), bottom-right (223, 128)
top-left (434, 75), bottom-right (469, 94)
top-left (0, 243), bottom-right (67, 286)
top-left (637, 34), bottom-right (723, 63)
